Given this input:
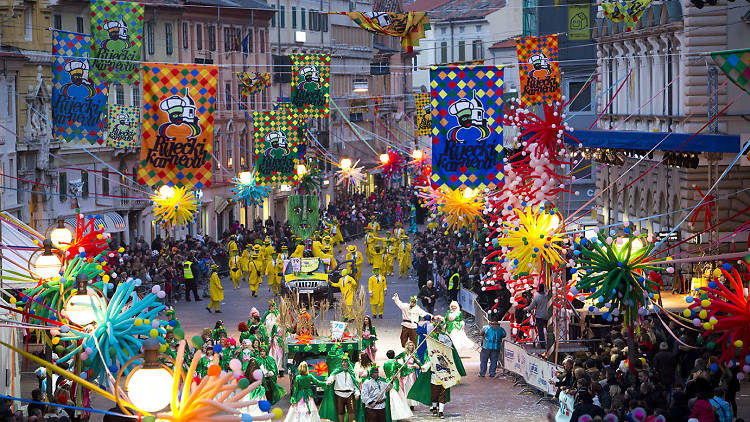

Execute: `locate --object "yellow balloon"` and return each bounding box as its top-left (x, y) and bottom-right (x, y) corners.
top-left (682, 309), bottom-right (691, 318)
top-left (149, 329), bottom-right (159, 338)
top-left (52, 337), bottom-right (60, 345)
top-left (271, 408), bottom-right (284, 419)
top-left (713, 268), bottom-right (722, 278)
top-left (652, 293), bottom-right (660, 300)
top-left (701, 300), bottom-right (711, 308)
top-left (703, 322), bottom-right (712, 330)
top-left (699, 310), bottom-right (707, 319)
top-left (9, 297), bottom-right (16, 304)
top-left (734, 340), bottom-right (744, 348)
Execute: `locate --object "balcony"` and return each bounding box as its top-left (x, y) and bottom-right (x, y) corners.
top-left (119, 181), bottom-right (149, 210)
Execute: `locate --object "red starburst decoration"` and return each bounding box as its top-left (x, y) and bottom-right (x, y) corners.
top-left (62, 214), bottom-right (112, 261)
top-left (377, 150), bottom-right (405, 180)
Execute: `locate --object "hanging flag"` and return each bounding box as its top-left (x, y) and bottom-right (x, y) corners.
top-left (568, 4), bottom-right (590, 41)
top-left (253, 109), bottom-right (303, 186)
top-left (107, 104), bottom-right (139, 148)
top-left (430, 65), bottom-right (504, 190)
top-left (426, 337), bottom-right (462, 389)
top-left (711, 48), bottom-right (750, 95)
top-left (516, 35), bottom-right (561, 106)
top-left (236, 72), bottom-right (272, 96)
top-left (415, 92), bottom-right (431, 136)
top-left (337, 12), bottom-right (430, 53)
top-left (52, 30), bottom-right (108, 145)
top-left (89, 0), bottom-right (144, 84)
top-left (138, 63), bottom-right (218, 189)
top-left (290, 53), bottom-right (330, 118)
top-left (601, 0), bottom-right (652, 30)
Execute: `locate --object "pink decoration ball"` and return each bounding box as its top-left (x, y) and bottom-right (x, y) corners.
top-left (666, 267), bottom-right (674, 274)
top-left (253, 369), bottom-right (263, 381)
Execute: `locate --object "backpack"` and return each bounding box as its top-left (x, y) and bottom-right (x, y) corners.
top-left (710, 398), bottom-right (731, 422)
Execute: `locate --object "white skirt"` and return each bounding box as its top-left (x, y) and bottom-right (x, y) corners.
top-left (389, 387), bottom-right (414, 420)
top-left (283, 398), bottom-right (321, 422)
top-left (450, 328), bottom-right (476, 357)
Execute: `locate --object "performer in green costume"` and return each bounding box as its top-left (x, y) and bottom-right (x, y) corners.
top-left (257, 345), bottom-right (287, 405)
top-left (319, 356), bottom-right (361, 422)
top-left (285, 361), bottom-right (327, 422)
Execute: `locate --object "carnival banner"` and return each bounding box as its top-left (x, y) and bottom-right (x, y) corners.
top-left (711, 48), bottom-right (750, 95)
top-left (503, 340), bottom-right (560, 396)
top-left (601, 0), bottom-right (652, 30)
top-left (415, 92), bottom-right (431, 136)
top-left (253, 109), bottom-right (302, 186)
top-left (236, 72), bottom-right (271, 96)
top-left (138, 63), bottom-right (217, 189)
top-left (107, 104), bottom-right (139, 148)
top-left (426, 337), bottom-right (461, 389)
top-left (52, 30), bottom-right (108, 145)
top-left (90, 0), bottom-right (144, 84)
top-left (290, 53), bottom-right (330, 118)
top-left (516, 35), bottom-right (561, 106)
top-left (339, 12), bottom-right (430, 52)
top-left (430, 65), bottom-right (504, 190)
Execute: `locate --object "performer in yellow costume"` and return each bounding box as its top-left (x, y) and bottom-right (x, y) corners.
top-left (393, 221), bottom-right (404, 239)
top-left (368, 264), bottom-right (387, 318)
top-left (398, 235), bottom-right (412, 278)
top-left (330, 269), bottom-right (356, 320)
top-left (367, 240), bottom-right (384, 271)
top-left (383, 236), bottom-right (396, 276)
top-left (229, 253), bottom-right (243, 289)
top-left (265, 251), bottom-right (284, 295)
top-left (207, 264), bottom-right (223, 313)
top-left (291, 237), bottom-right (305, 258)
top-left (313, 235), bottom-right (337, 269)
top-left (239, 246), bottom-right (251, 286)
top-left (345, 244), bottom-right (364, 287)
top-left (364, 226), bottom-right (374, 264)
top-left (248, 245), bottom-right (264, 297)
top-left (332, 218), bottom-right (344, 253)
top-left (262, 237), bottom-right (275, 272)
top-left (227, 235), bottom-right (239, 258)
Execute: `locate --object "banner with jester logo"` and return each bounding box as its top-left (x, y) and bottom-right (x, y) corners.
top-left (415, 92), bottom-right (431, 136)
top-left (339, 12), bottom-right (430, 53)
top-left (516, 35), bottom-right (561, 106)
top-left (290, 53), bottom-right (330, 118)
top-left (107, 104), bottom-right (139, 148)
top-left (236, 72), bottom-right (271, 96)
top-left (253, 110), bottom-right (302, 186)
top-left (90, 0), bottom-right (144, 84)
top-left (138, 63), bottom-right (217, 189)
top-left (52, 30), bottom-right (109, 145)
top-left (430, 65), bottom-right (504, 190)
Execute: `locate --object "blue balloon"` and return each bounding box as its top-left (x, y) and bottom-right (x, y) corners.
top-left (745, 355), bottom-right (750, 364)
top-left (710, 363), bottom-right (719, 372)
top-left (686, 296), bottom-right (694, 303)
top-left (241, 414), bottom-right (253, 422)
top-left (258, 400), bottom-right (271, 412)
top-left (588, 306), bottom-right (595, 312)
top-left (722, 263), bottom-right (732, 271)
top-left (708, 281), bottom-right (717, 289)
top-left (579, 238), bottom-right (588, 246)
top-left (573, 250), bottom-right (581, 255)
top-left (213, 344), bottom-right (223, 354)
top-left (623, 227), bottom-right (631, 234)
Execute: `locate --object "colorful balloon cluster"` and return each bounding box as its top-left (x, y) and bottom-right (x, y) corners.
top-left (230, 170), bottom-right (270, 207)
top-left (151, 186), bottom-right (198, 228)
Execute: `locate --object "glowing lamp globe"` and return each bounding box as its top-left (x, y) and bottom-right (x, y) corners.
top-left (297, 164), bottom-right (308, 177)
top-left (549, 214), bottom-right (561, 231)
top-left (32, 239), bottom-right (63, 279)
top-left (124, 339), bottom-right (173, 412)
top-left (158, 185), bottom-right (175, 199)
top-left (411, 149), bottom-right (424, 160)
top-left (615, 237), bottom-right (644, 255)
top-left (63, 274), bottom-right (104, 326)
top-left (48, 218), bottom-right (73, 249)
top-left (463, 187), bottom-right (477, 199)
top-left (340, 158), bottom-right (352, 170)
top-left (379, 153), bottom-right (390, 164)
top-left (238, 171), bottom-right (253, 184)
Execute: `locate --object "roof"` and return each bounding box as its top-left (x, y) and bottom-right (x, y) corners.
top-left (416, 0), bottom-right (506, 20)
top-left (489, 38), bottom-right (517, 49)
top-left (183, 0), bottom-right (272, 9)
top-left (404, 0), bottom-right (452, 12)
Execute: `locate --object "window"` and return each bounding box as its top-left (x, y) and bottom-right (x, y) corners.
top-left (309, 10), bottom-right (318, 31)
top-left (225, 83), bottom-right (232, 110)
top-left (76, 16), bottom-right (85, 33)
top-left (568, 81), bottom-right (592, 112)
top-left (292, 7), bottom-right (297, 29)
top-left (280, 6), bottom-right (285, 28)
top-left (102, 171), bottom-right (110, 195)
top-left (196, 24), bottom-right (203, 50)
top-left (208, 26), bottom-right (216, 51)
top-left (271, 5), bottom-right (276, 27)
top-left (53, 14), bottom-right (62, 30)
top-left (246, 30), bottom-right (254, 53)
top-left (58, 172), bottom-right (67, 202)
top-left (440, 41), bottom-right (447, 63)
top-left (165, 23), bottom-right (173, 55)
top-left (472, 40), bottom-right (483, 60)
top-left (147, 22), bottom-right (155, 55)
top-left (259, 31), bottom-right (265, 53)
top-left (459, 26), bottom-right (464, 33)
top-left (24, 6), bottom-right (32, 41)
top-left (214, 138), bottom-right (221, 168)
top-left (224, 27), bottom-right (241, 52)
top-left (131, 85), bottom-right (140, 107)
top-left (440, 27), bottom-right (446, 35)
top-left (250, 93), bottom-right (256, 110)
top-left (412, 55), bottom-right (418, 71)
top-left (114, 83), bottom-right (125, 104)
top-left (322, 13), bottom-right (328, 32)
top-left (458, 40), bottom-right (465, 61)
top-left (476, 25), bottom-right (481, 32)
top-left (239, 84), bottom-right (247, 109)
top-left (0, 82), bottom-right (13, 118)
top-left (226, 139), bottom-right (232, 168)
top-left (182, 22), bottom-right (188, 50)
top-left (301, 7), bottom-right (306, 30)
top-left (81, 170), bottom-right (89, 199)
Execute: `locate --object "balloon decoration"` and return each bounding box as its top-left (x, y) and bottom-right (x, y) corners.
top-left (230, 170), bottom-right (270, 207)
top-left (60, 213), bottom-right (113, 259)
top-left (408, 149), bottom-right (431, 187)
top-left (377, 149), bottom-right (405, 181)
top-left (575, 230), bottom-right (665, 324)
top-left (492, 205), bottom-right (565, 276)
top-left (296, 161), bottom-right (323, 194)
top-left (335, 159), bottom-right (365, 187)
top-left (151, 186), bottom-right (198, 228)
top-left (417, 186), bottom-right (484, 232)
top-left (686, 264), bottom-right (750, 374)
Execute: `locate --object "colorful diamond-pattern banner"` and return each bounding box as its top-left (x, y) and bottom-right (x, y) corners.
top-left (430, 65), bottom-right (504, 190)
top-left (290, 53), bottom-right (330, 118)
top-left (712, 48), bottom-right (750, 95)
top-left (516, 35), bottom-right (561, 106)
top-left (601, 0), bottom-right (652, 30)
top-left (107, 104), bottom-right (139, 148)
top-left (236, 72), bottom-right (271, 96)
top-left (90, 0), bottom-right (144, 84)
top-left (52, 30), bottom-right (109, 145)
top-left (253, 110), bottom-right (302, 186)
top-left (339, 12), bottom-right (430, 53)
top-left (415, 93), bottom-right (431, 136)
top-left (138, 63), bottom-right (217, 189)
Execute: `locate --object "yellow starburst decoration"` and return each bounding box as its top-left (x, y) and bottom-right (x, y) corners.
top-left (439, 187), bottom-right (485, 232)
top-left (494, 206), bottom-right (565, 275)
top-left (151, 186), bottom-right (198, 228)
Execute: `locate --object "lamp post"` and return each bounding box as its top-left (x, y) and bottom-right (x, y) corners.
top-left (48, 217), bottom-right (74, 249)
top-left (62, 274), bottom-right (105, 326)
top-left (118, 338), bottom-right (173, 414)
top-left (31, 239), bottom-right (63, 280)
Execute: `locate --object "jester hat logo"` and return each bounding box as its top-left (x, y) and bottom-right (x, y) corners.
top-left (62, 60), bottom-right (95, 98)
top-left (157, 88), bottom-right (201, 138)
top-left (264, 131), bottom-right (290, 158)
top-left (101, 19), bottom-right (130, 51)
top-left (447, 89), bottom-right (490, 142)
top-left (528, 52), bottom-right (552, 79)
top-left (298, 65), bottom-right (321, 92)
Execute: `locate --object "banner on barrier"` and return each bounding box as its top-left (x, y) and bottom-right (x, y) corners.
top-left (503, 340), bottom-right (559, 396)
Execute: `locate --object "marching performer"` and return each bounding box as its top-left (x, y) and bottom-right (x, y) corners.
top-left (368, 264), bottom-right (387, 319)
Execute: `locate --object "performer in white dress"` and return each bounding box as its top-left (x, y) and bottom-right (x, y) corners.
top-left (445, 301), bottom-right (476, 355)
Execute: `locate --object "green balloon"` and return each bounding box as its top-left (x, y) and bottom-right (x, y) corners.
top-left (706, 341), bottom-right (715, 350)
top-left (142, 417), bottom-right (156, 422)
top-left (744, 254), bottom-right (750, 264)
top-left (238, 378), bottom-right (250, 389)
top-left (174, 327), bottom-right (185, 340)
top-left (192, 335), bottom-right (204, 349)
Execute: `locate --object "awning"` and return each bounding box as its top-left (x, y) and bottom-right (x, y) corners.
top-left (65, 212), bottom-right (126, 233)
top-left (215, 196), bottom-right (229, 214)
top-left (0, 212), bottom-right (41, 288)
top-left (565, 130), bottom-right (741, 153)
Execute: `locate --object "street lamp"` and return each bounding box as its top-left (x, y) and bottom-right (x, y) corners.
top-left (297, 164), bottom-right (308, 177)
top-left (548, 214), bottom-right (561, 231)
top-left (62, 273), bottom-right (105, 326)
top-left (340, 158), bottom-right (352, 170)
top-left (158, 185), bottom-right (175, 199)
top-left (411, 149), bottom-right (424, 161)
top-left (31, 239), bottom-right (63, 279)
top-left (379, 153), bottom-right (390, 164)
top-left (238, 171), bottom-right (253, 184)
top-left (462, 187), bottom-right (477, 199)
top-left (121, 338), bottom-right (173, 413)
top-left (48, 217), bottom-right (73, 249)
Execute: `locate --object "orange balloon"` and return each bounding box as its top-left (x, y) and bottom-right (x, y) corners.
top-left (207, 364), bottom-right (221, 377)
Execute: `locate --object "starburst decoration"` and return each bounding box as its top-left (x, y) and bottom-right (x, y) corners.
top-left (686, 264), bottom-right (750, 370)
top-left (377, 150), bottom-right (405, 180)
top-left (335, 159), bottom-right (365, 187)
top-left (60, 214), bottom-right (113, 259)
top-left (230, 170), bottom-right (270, 207)
top-left (575, 230), bottom-right (664, 324)
top-left (439, 187), bottom-right (485, 231)
top-left (493, 206), bottom-right (565, 276)
top-left (151, 186), bottom-right (198, 228)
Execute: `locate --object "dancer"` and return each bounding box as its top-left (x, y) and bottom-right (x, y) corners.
top-left (398, 235), bottom-right (411, 278)
top-left (284, 362), bottom-right (326, 422)
top-left (354, 352), bottom-right (374, 381)
top-left (445, 301), bottom-right (476, 354)
top-left (331, 269), bottom-right (357, 320)
top-left (384, 350), bottom-right (413, 420)
top-left (345, 245), bottom-right (363, 287)
top-left (361, 367), bottom-right (391, 422)
top-left (239, 357), bottom-right (267, 417)
top-left (230, 253), bottom-right (243, 289)
top-left (361, 315), bottom-right (377, 361)
top-left (266, 250), bottom-right (284, 295)
top-left (264, 300), bottom-right (284, 371)
top-left (258, 345), bottom-right (287, 405)
top-left (320, 356), bottom-right (361, 422)
top-left (249, 245), bottom-right (264, 297)
top-left (393, 293), bottom-right (430, 347)
top-left (206, 264), bottom-right (223, 313)
top-left (396, 340), bottom-right (420, 408)
top-left (368, 264), bottom-right (387, 319)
